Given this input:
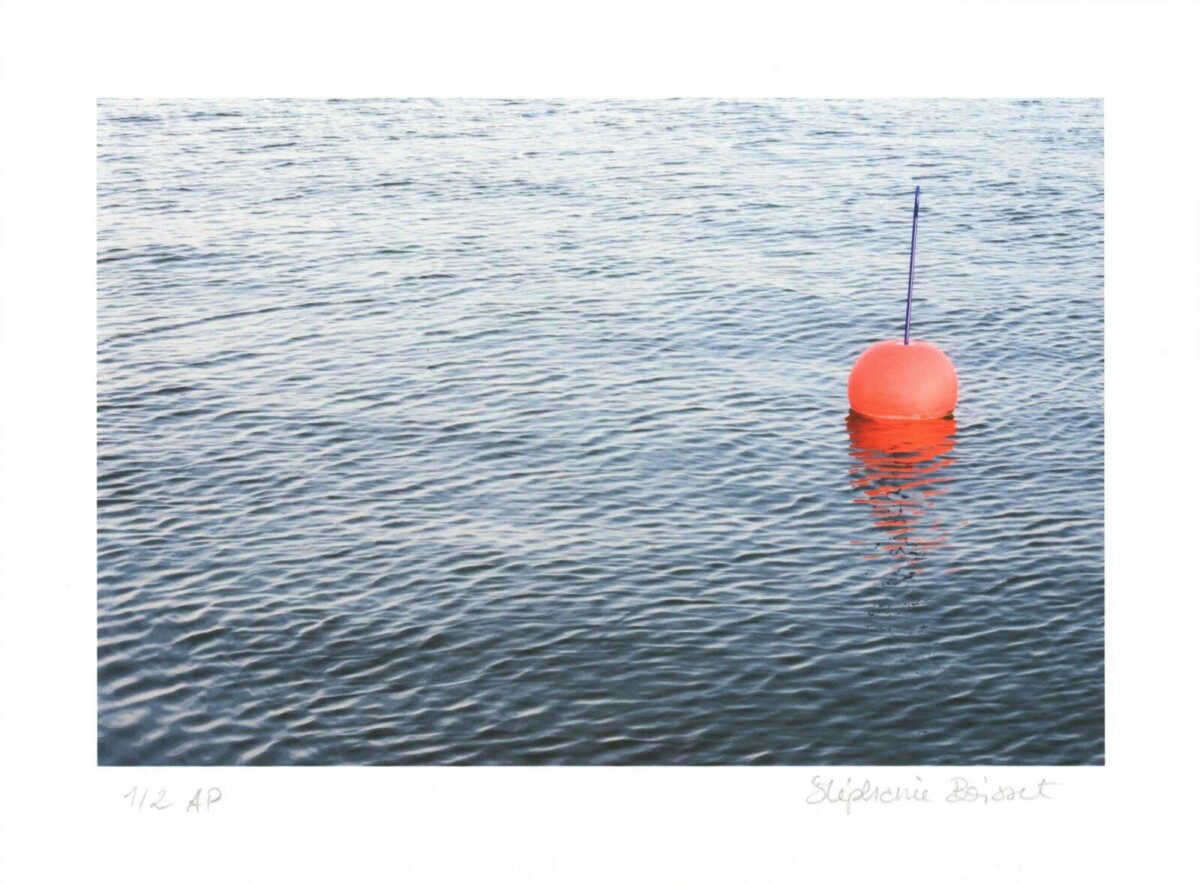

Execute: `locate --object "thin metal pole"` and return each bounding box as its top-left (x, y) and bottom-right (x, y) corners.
top-left (903, 185), bottom-right (920, 345)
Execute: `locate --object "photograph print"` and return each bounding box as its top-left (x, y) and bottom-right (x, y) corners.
top-left (97, 98), bottom-right (1104, 765)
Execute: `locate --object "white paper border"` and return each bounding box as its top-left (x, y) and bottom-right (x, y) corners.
top-left (3, 1), bottom-right (1198, 881)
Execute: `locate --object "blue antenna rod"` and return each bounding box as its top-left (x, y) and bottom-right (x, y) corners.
top-left (903, 186), bottom-right (920, 345)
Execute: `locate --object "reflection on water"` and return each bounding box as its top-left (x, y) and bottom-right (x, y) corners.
top-left (847, 414), bottom-right (958, 570)
top-left (847, 415), bottom-right (959, 671)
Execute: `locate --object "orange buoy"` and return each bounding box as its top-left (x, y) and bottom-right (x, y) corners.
top-left (848, 339), bottom-right (957, 420)
top-left (847, 185), bottom-right (958, 421)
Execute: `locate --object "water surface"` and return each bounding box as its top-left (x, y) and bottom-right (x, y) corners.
top-left (98, 99), bottom-right (1104, 764)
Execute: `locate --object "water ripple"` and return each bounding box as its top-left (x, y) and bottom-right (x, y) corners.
top-left (98, 99), bottom-right (1103, 765)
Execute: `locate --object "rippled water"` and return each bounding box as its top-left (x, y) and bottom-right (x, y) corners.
top-left (98, 99), bottom-right (1104, 765)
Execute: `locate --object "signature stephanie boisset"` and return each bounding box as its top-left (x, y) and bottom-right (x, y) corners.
top-left (806, 775), bottom-right (1059, 814)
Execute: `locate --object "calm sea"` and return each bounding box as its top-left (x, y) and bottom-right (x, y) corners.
top-left (98, 99), bottom-right (1104, 764)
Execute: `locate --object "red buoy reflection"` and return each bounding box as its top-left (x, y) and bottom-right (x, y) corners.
top-left (846, 414), bottom-right (958, 568)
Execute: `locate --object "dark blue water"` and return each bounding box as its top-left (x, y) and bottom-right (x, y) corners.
top-left (97, 99), bottom-right (1103, 765)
